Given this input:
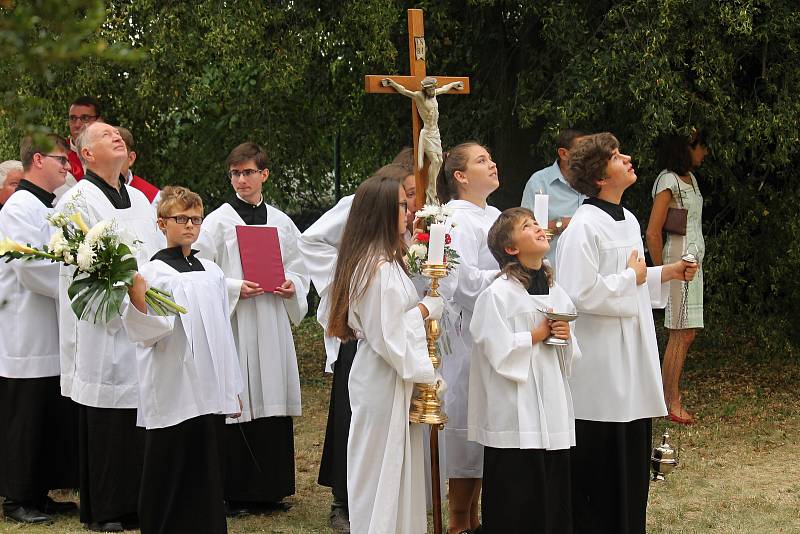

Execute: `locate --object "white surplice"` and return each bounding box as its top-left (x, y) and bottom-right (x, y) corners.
top-left (437, 199), bottom-right (500, 478)
top-left (0, 190), bottom-right (60, 378)
top-left (298, 194), bottom-right (354, 372)
top-left (122, 258), bottom-right (243, 429)
top-left (347, 261), bottom-right (435, 534)
top-left (195, 202), bottom-right (308, 421)
top-left (468, 276), bottom-right (580, 450)
top-left (56, 180), bottom-right (164, 408)
top-left (555, 203), bottom-right (668, 422)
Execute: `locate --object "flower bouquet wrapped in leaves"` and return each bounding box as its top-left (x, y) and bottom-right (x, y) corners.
top-left (405, 203), bottom-right (460, 276)
top-left (0, 206), bottom-right (185, 323)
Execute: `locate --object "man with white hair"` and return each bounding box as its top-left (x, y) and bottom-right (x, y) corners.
top-left (0, 135), bottom-right (77, 524)
top-left (56, 121), bottom-right (163, 532)
top-left (0, 160), bottom-right (23, 209)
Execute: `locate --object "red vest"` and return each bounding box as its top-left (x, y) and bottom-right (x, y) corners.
top-left (129, 175), bottom-right (160, 203)
top-left (67, 148), bottom-right (84, 180)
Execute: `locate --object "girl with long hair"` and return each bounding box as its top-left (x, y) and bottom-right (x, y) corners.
top-left (435, 141), bottom-right (501, 534)
top-left (469, 207), bottom-right (579, 534)
top-left (327, 166), bottom-right (442, 534)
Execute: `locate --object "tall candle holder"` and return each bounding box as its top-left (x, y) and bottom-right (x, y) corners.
top-left (409, 262), bottom-right (448, 426)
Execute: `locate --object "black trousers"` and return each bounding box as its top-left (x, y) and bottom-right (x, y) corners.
top-left (139, 414), bottom-right (227, 534)
top-left (570, 418), bottom-right (653, 534)
top-left (317, 340), bottom-right (358, 503)
top-left (78, 405), bottom-right (145, 524)
top-left (0, 376), bottom-right (78, 504)
top-left (481, 446), bottom-right (572, 534)
top-left (225, 416), bottom-right (295, 503)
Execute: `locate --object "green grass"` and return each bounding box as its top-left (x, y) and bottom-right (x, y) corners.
top-left (3, 318), bottom-right (800, 533)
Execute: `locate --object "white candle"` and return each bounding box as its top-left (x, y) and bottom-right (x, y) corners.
top-left (533, 194), bottom-right (549, 229)
top-left (427, 223), bottom-right (446, 265)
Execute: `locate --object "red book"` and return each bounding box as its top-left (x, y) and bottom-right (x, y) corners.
top-left (235, 226), bottom-right (286, 292)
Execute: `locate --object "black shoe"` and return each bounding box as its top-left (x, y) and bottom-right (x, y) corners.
top-left (39, 495), bottom-right (78, 515)
top-left (329, 505), bottom-right (350, 533)
top-left (225, 501), bottom-right (250, 518)
top-left (3, 505), bottom-right (53, 524)
top-left (86, 521), bottom-right (124, 532)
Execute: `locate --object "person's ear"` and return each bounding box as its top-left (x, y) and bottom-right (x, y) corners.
top-left (453, 169), bottom-right (468, 185)
top-left (128, 151), bottom-right (137, 167)
top-left (261, 168), bottom-right (270, 184)
top-left (81, 146), bottom-right (93, 163)
top-left (157, 218), bottom-right (167, 233)
top-left (504, 245), bottom-right (520, 257)
top-left (557, 147), bottom-right (569, 162)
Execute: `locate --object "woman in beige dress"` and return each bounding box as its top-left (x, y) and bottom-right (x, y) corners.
top-left (646, 130), bottom-right (708, 425)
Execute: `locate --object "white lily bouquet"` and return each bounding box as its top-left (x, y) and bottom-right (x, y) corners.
top-left (0, 205), bottom-right (186, 323)
top-left (405, 203), bottom-right (460, 276)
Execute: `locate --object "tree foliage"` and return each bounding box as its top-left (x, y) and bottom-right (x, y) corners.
top-left (1, 0), bottom-right (799, 350)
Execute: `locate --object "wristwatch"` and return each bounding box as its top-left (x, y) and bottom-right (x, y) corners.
top-left (555, 218), bottom-right (563, 233)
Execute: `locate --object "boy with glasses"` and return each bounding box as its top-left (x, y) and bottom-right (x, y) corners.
top-left (196, 142), bottom-right (309, 514)
top-left (124, 186), bottom-right (243, 534)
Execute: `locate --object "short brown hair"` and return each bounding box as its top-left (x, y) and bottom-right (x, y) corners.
top-left (157, 186), bottom-right (204, 219)
top-left (226, 142), bottom-right (268, 170)
top-left (19, 134), bottom-right (69, 170)
top-left (556, 128), bottom-right (586, 150)
top-left (116, 126), bottom-right (134, 155)
top-left (391, 147), bottom-right (414, 175)
top-left (567, 132), bottom-right (620, 197)
top-left (488, 207), bottom-right (553, 288)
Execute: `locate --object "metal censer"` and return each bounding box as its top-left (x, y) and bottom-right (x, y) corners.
top-left (409, 263), bottom-right (448, 427)
top-left (651, 430), bottom-right (679, 481)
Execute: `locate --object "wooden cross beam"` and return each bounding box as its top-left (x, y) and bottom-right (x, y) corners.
top-left (365, 8), bottom-right (470, 204)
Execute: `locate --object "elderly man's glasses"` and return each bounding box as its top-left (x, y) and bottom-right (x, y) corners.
top-left (43, 154), bottom-right (70, 166)
top-left (68, 114), bottom-right (99, 124)
top-left (164, 215), bottom-right (204, 225)
top-left (228, 169), bottom-right (263, 179)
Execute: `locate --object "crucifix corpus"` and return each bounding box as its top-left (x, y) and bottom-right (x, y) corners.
top-left (365, 8), bottom-right (471, 205)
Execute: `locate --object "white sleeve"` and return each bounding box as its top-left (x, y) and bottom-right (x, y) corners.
top-left (442, 225), bottom-right (498, 312)
top-left (647, 266), bottom-right (668, 309)
top-left (280, 219), bottom-right (310, 325)
top-left (359, 264), bottom-right (435, 384)
top-left (470, 288), bottom-right (532, 383)
top-left (122, 301), bottom-right (175, 347)
top-left (298, 195), bottom-right (352, 296)
top-left (3, 205), bottom-right (60, 299)
top-left (556, 222), bottom-right (639, 318)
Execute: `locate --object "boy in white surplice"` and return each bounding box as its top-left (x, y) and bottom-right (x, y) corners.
top-left (195, 142), bottom-right (309, 511)
top-left (555, 133), bottom-right (698, 534)
top-left (124, 186), bottom-right (243, 534)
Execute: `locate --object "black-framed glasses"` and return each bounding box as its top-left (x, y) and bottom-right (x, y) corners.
top-left (228, 169), bottom-right (263, 179)
top-left (43, 154), bottom-right (70, 166)
top-left (67, 114), bottom-right (99, 124)
top-left (164, 215), bottom-right (204, 225)
top-left (399, 201), bottom-right (408, 211)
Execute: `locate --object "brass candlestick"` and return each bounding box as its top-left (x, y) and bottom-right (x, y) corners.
top-left (409, 263), bottom-right (447, 427)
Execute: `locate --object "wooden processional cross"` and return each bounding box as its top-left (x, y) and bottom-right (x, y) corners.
top-left (365, 8), bottom-right (471, 204)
